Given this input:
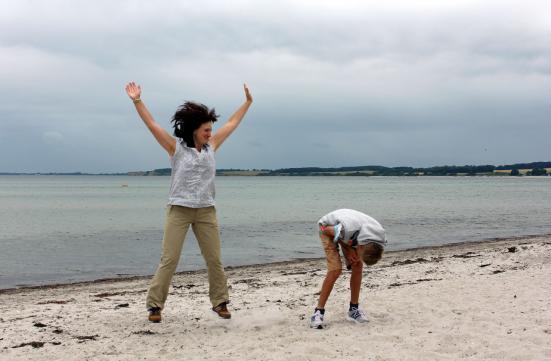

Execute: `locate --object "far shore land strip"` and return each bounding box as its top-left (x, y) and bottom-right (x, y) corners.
top-left (1, 235), bottom-right (550, 360)
top-left (1, 161), bottom-right (551, 177)
top-left (0, 161), bottom-right (551, 177)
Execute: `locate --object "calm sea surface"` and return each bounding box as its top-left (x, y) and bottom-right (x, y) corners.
top-left (1, 175), bottom-right (550, 288)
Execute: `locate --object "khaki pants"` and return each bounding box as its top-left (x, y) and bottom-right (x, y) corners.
top-left (146, 205), bottom-right (229, 310)
top-left (319, 225), bottom-right (353, 272)
top-left (319, 230), bottom-right (342, 272)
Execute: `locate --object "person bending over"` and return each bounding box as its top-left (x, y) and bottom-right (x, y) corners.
top-left (311, 208), bottom-right (387, 329)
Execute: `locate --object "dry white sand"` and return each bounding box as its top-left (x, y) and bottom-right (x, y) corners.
top-left (1, 236), bottom-right (550, 361)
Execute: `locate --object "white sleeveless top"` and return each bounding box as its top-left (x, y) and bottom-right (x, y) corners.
top-left (167, 141), bottom-right (216, 208)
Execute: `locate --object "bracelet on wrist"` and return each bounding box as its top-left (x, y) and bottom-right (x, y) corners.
top-left (133, 98), bottom-right (142, 104)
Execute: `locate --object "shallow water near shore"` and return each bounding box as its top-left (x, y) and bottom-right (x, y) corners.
top-left (1, 175), bottom-right (550, 288)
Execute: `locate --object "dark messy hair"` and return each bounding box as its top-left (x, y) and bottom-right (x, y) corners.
top-left (171, 101), bottom-right (219, 148)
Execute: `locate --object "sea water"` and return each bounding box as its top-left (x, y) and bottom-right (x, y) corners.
top-left (1, 175), bottom-right (550, 288)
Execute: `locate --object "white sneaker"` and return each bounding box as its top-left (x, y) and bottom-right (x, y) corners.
top-left (346, 308), bottom-right (368, 323)
top-left (310, 310), bottom-right (325, 329)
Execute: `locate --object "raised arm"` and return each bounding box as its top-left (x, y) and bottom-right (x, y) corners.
top-left (210, 84), bottom-right (253, 151)
top-left (125, 82), bottom-right (176, 156)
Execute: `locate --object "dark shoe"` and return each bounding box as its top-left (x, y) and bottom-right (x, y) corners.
top-left (148, 307), bottom-right (162, 323)
top-left (212, 302), bottom-right (231, 319)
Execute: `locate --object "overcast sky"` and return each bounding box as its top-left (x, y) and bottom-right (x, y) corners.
top-left (1, 0), bottom-right (550, 173)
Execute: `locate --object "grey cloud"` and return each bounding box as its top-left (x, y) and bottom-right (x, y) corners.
top-left (1, 1), bottom-right (550, 172)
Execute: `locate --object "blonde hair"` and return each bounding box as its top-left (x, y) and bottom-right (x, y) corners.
top-left (362, 243), bottom-right (384, 266)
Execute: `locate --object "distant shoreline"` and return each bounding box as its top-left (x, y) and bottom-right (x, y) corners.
top-left (1, 173), bottom-right (549, 177)
top-left (1, 160), bottom-right (550, 177)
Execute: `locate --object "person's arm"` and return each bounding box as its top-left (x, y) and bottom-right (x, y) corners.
top-left (319, 225), bottom-right (334, 239)
top-left (339, 242), bottom-right (363, 265)
top-left (210, 84), bottom-right (253, 151)
top-left (125, 82), bottom-right (176, 156)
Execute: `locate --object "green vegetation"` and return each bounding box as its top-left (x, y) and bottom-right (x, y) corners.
top-left (256, 162), bottom-right (549, 177)
top-left (495, 162), bottom-right (551, 170)
top-left (529, 168), bottom-right (548, 176)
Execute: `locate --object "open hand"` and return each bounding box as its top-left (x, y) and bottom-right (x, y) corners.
top-left (125, 82), bottom-right (142, 101)
top-left (244, 83), bottom-right (253, 103)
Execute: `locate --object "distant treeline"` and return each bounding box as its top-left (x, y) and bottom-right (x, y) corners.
top-left (128, 161), bottom-right (551, 176)
top-left (261, 165), bottom-right (490, 176)
top-left (3, 161), bottom-right (549, 176)
top-left (494, 162), bottom-right (551, 170)
top-left (259, 162), bottom-right (551, 176)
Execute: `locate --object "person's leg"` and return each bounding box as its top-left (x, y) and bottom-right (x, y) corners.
top-left (347, 259), bottom-right (368, 323)
top-left (146, 206), bottom-right (193, 310)
top-left (317, 232), bottom-right (342, 309)
top-left (192, 206), bottom-right (229, 308)
top-left (349, 258), bottom-right (363, 304)
top-left (317, 270), bottom-right (341, 309)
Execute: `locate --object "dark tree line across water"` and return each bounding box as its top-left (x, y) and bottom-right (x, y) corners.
top-left (141, 161), bottom-right (550, 176)
top-left (3, 162), bottom-right (548, 176)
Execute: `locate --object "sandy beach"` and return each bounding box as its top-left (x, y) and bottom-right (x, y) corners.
top-left (1, 235), bottom-right (550, 360)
